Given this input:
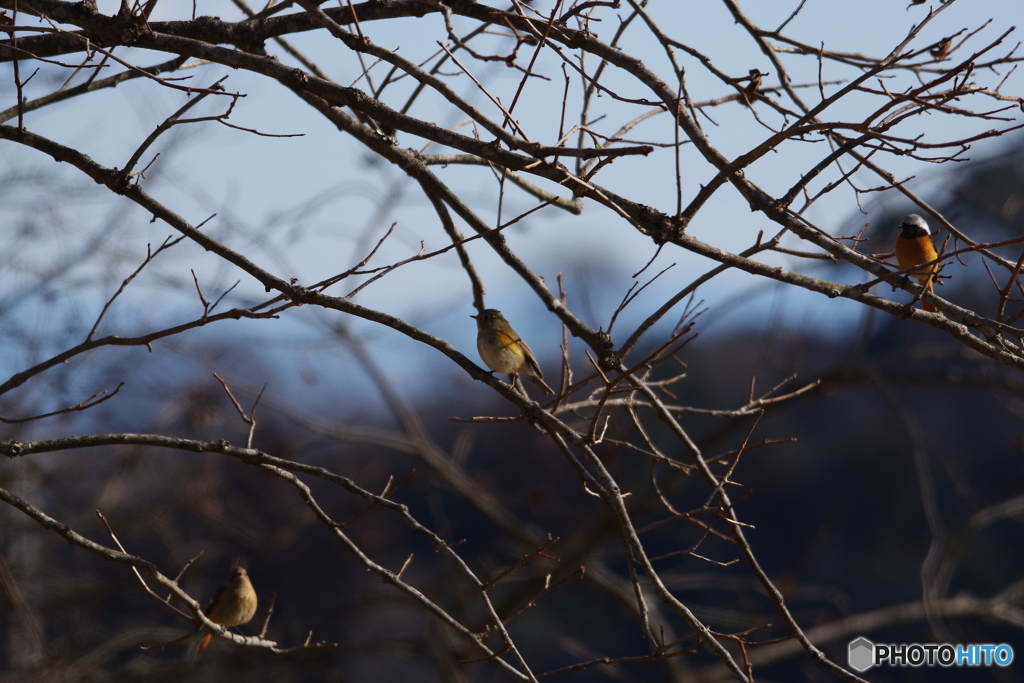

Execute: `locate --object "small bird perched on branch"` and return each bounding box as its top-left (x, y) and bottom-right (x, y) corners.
top-left (894, 213), bottom-right (940, 313)
top-left (197, 567), bottom-right (258, 654)
top-left (473, 308), bottom-right (554, 395)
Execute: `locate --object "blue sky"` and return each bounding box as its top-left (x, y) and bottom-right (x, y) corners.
top-left (2, 0), bottom-right (1022, 407)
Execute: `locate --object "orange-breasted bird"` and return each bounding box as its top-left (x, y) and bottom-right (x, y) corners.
top-left (197, 567), bottom-right (258, 654)
top-left (894, 213), bottom-right (940, 313)
top-left (473, 309), bottom-right (554, 395)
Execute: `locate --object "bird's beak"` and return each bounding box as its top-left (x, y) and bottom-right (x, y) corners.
top-left (470, 314), bottom-right (478, 319)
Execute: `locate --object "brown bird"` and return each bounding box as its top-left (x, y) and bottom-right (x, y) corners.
top-left (197, 567), bottom-right (258, 654)
top-left (894, 214), bottom-right (940, 312)
top-left (472, 309), bottom-right (554, 395)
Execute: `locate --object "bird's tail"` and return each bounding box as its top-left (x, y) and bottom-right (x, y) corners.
top-left (920, 278), bottom-right (938, 313)
top-left (197, 631), bottom-right (213, 654)
top-left (921, 278), bottom-right (937, 313)
top-left (526, 373), bottom-right (554, 395)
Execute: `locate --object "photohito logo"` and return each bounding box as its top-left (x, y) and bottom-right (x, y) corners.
top-left (848, 637), bottom-right (1014, 672)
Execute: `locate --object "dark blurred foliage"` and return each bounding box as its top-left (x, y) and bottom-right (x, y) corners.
top-left (3, 146), bottom-right (1024, 683)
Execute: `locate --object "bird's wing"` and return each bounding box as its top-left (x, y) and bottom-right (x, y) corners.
top-left (518, 339), bottom-right (545, 379)
top-left (205, 583), bottom-right (228, 616)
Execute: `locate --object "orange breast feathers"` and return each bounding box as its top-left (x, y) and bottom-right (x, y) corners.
top-left (894, 214), bottom-right (939, 312)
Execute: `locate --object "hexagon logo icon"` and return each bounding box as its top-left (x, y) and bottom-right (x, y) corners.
top-left (848, 637), bottom-right (875, 672)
